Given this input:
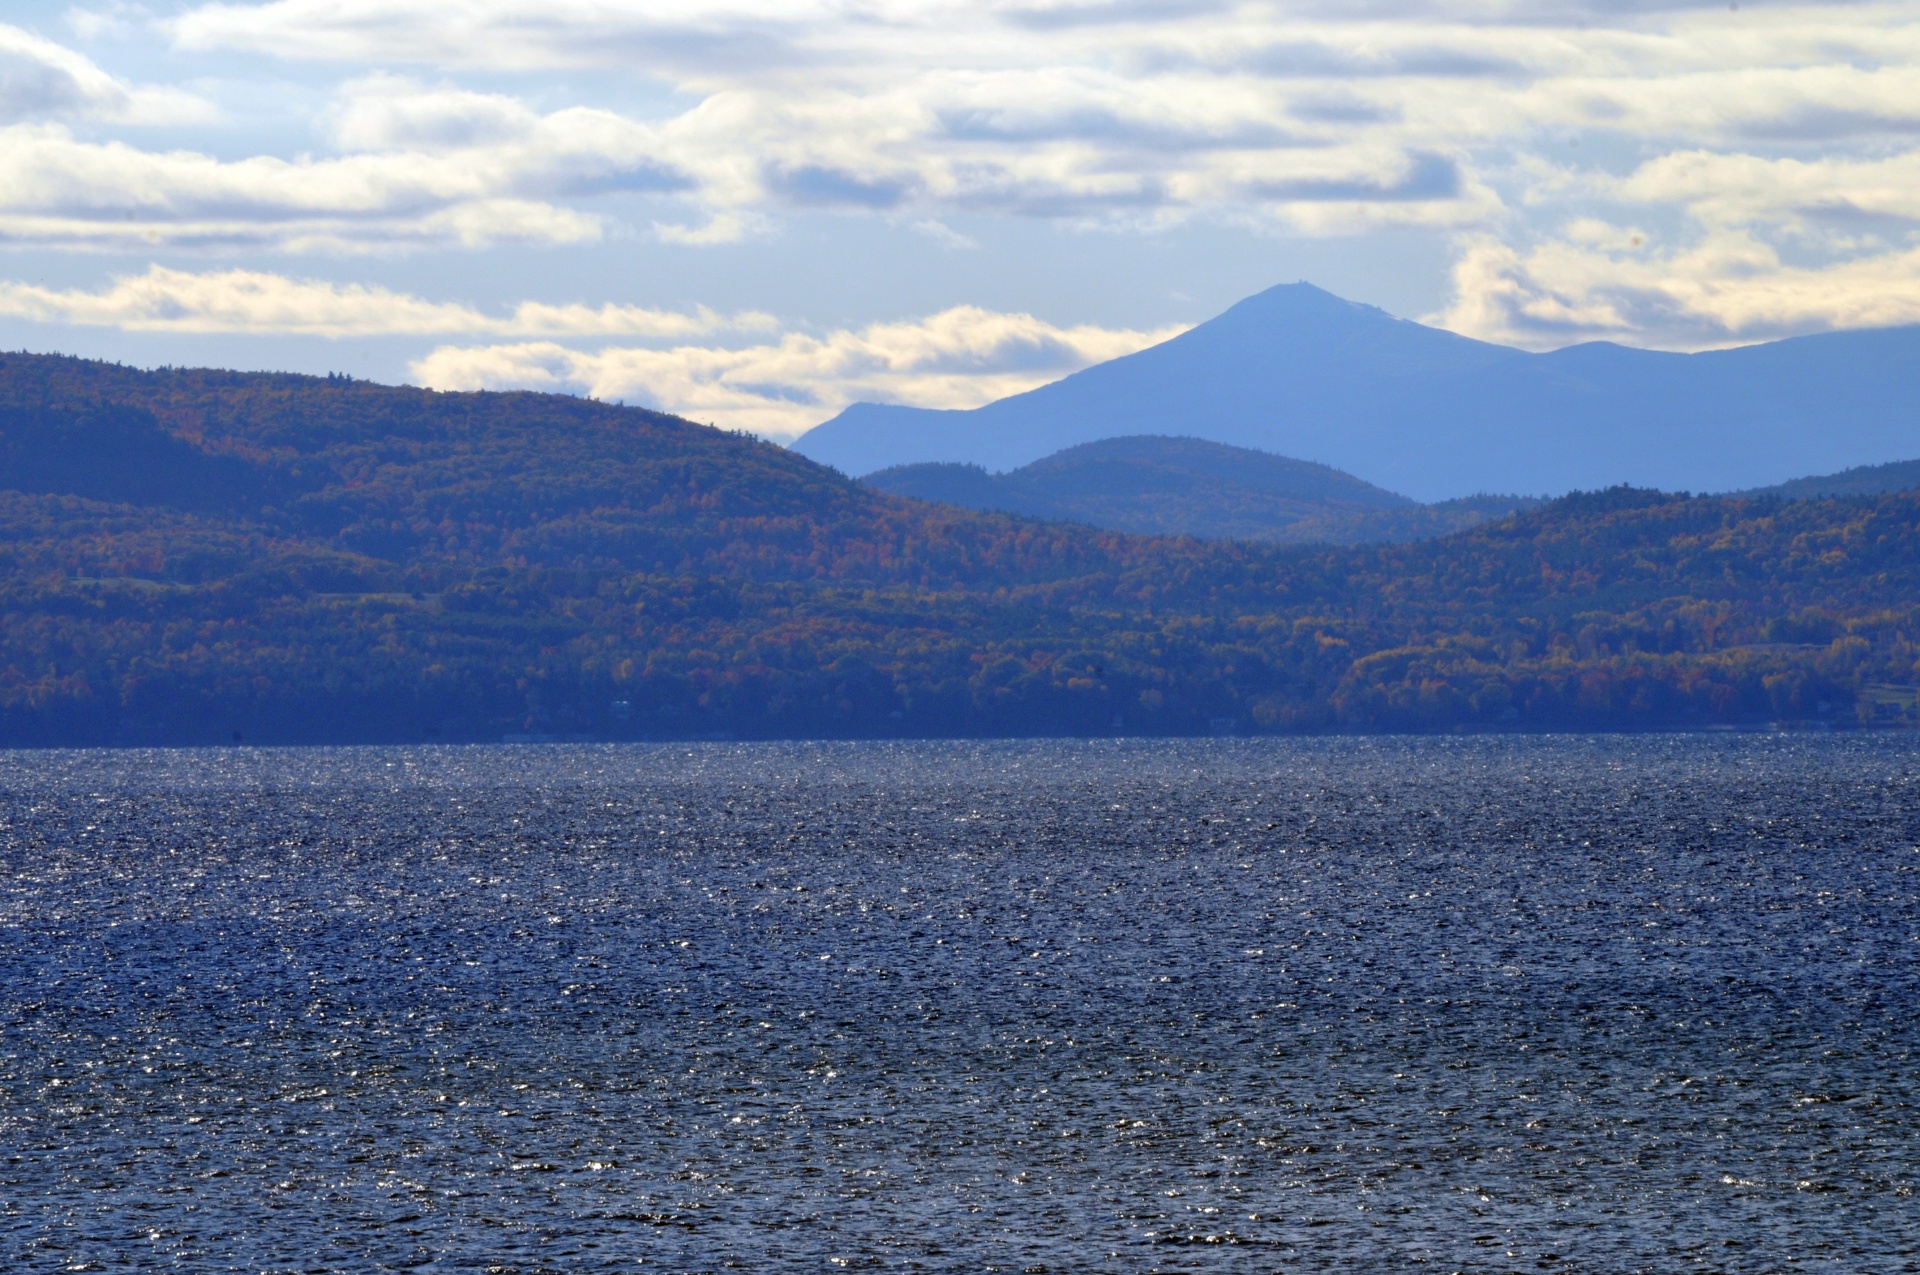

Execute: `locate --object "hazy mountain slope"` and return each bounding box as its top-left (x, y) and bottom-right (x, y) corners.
top-left (798, 284), bottom-right (1520, 483)
top-left (791, 283), bottom-right (1920, 500)
top-left (1737, 457), bottom-right (1920, 500)
top-left (863, 435), bottom-right (1537, 543)
top-left (1012, 435), bottom-right (1410, 509)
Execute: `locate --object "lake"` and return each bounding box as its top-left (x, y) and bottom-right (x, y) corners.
top-left (2, 737), bottom-right (1915, 1272)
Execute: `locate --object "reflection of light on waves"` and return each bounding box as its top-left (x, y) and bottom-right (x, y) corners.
top-left (1, 738), bottom-right (1904, 1267)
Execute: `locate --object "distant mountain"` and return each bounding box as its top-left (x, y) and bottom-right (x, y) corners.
top-left (791, 283), bottom-right (1920, 501)
top-left (863, 435), bottom-right (1539, 544)
top-left (1737, 457), bottom-right (1920, 501)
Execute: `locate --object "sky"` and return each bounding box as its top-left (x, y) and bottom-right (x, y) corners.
top-left (3, 0), bottom-right (1920, 442)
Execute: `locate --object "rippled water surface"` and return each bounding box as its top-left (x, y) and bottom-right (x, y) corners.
top-left (2, 737), bottom-right (1918, 1273)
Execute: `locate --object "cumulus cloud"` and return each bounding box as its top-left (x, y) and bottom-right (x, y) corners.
top-left (1434, 227), bottom-right (1920, 349)
top-left (1428, 116), bottom-right (1920, 349)
top-left (0, 0), bottom-right (1912, 351)
top-left (326, 77), bottom-right (541, 152)
top-left (145, 0), bottom-right (1920, 259)
top-left (0, 22), bottom-right (210, 125)
top-left (170, 0), bottom-right (900, 74)
top-left (160, 2), bottom-right (1548, 235)
top-left (410, 307), bottom-right (1187, 439)
top-left (0, 80), bottom-right (680, 250)
top-left (1612, 148), bottom-right (1920, 230)
top-left (0, 262), bottom-right (1169, 439)
top-left (0, 264), bottom-right (775, 337)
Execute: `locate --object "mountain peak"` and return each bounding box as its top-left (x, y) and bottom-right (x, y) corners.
top-left (790, 281), bottom-right (1920, 497)
top-left (1222, 280), bottom-right (1390, 320)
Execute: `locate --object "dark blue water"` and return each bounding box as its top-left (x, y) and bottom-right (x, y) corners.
top-left (1, 737), bottom-right (1916, 1273)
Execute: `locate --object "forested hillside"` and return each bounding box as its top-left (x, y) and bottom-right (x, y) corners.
top-left (1738, 457), bottom-right (1920, 501)
top-left (2, 352), bottom-right (1918, 744)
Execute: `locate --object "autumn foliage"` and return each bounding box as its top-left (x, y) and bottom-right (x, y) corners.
top-left (1, 352), bottom-right (1917, 744)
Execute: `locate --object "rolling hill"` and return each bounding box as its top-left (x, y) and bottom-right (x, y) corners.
top-left (3, 351), bottom-right (1920, 744)
top-left (863, 435), bottom-right (1538, 543)
top-left (790, 282), bottom-right (1920, 501)
top-left (1738, 457), bottom-right (1920, 501)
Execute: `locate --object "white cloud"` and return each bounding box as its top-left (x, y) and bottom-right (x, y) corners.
top-left (0, 0), bottom-right (1912, 353)
top-left (0, 263), bottom-right (776, 337)
top-left (1613, 147), bottom-right (1920, 230)
top-left (1434, 228), bottom-right (1920, 348)
top-left (0, 22), bottom-right (211, 125)
top-left (0, 255), bottom-right (1185, 439)
top-left (149, 0), bottom-right (1920, 256)
top-left (651, 209), bottom-right (772, 245)
top-left (161, 3), bottom-right (1546, 234)
top-left (410, 306), bottom-right (1187, 439)
top-left (0, 107), bottom-right (657, 250)
top-left (170, 0), bottom-right (889, 74)
top-left (326, 76), bottom-right (540, 152)
top-left (1429, 121), bottom-right (1920, 349)
top-left (912, 219), bottom-right (981, 249)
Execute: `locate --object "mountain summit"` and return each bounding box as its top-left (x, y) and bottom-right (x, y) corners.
top-left (790, 283), bottom-right (1920, 500)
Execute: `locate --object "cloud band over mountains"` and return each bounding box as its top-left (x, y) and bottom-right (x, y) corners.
top-left (0, 264), bottom-right (1176, 438)
top-left (409, 308), bottom-right (1187, 440)
top-left (0, 266), bottom-right (773, 339)
top-left (7, 1), bottom-right (1920, 418)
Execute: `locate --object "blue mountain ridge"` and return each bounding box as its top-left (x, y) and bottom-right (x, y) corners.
top-left (789, 283), bottom-right (1920, 502)
top-left (862, 435), bottom-right (1540, 544)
